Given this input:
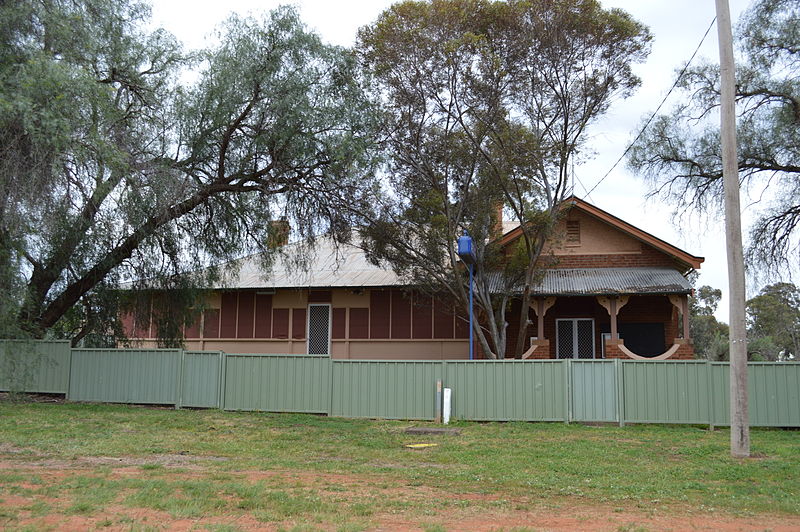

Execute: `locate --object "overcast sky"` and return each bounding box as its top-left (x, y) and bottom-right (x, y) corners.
top-left (150, 0), bottom-right (756, 322)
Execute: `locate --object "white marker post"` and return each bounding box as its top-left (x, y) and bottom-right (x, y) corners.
top-left (443, 388), bottom-right (452, 424)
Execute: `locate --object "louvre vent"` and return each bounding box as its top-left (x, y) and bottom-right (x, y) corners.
top-left (566, 221), bottom-right (580, 244)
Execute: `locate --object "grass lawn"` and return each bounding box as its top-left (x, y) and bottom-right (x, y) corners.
top-left (0, 400), bottom-right (798, 531)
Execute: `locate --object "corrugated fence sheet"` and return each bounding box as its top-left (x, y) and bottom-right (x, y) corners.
top-left (447, 360), bottom-right (566, 421)
top-left (68, 349), bottom-right (180, 404)
top-left (331, 360), bottom-right (443, 420)
top-left (622, 361), bottom-right (712, 424)
top-left (182, 351), bottom-right (223, 408)
top-left (571, 360), bottom-right (617, 422)
top-left (223, 354), bottom-right (329, 413)
top-left (0, 340), bottom-right (71, 393)
top-left (710, 363), bottom-right (800, 427)
top-left (5, 339), bottom-right (800, 427)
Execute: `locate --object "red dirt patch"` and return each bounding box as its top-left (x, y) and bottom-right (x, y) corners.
top-left (1, 456), bottom-right (799, 531)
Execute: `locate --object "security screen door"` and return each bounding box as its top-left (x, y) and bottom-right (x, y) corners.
top-left (307, 304), bottom-right (331, 355)
top-left (556, 318), bottom-right (596, 359)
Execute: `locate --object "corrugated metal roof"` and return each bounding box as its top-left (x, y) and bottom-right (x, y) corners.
top-left (489, 268), bottom-right (692, 295)
top-left (214, 238), bottom-right (400, 289)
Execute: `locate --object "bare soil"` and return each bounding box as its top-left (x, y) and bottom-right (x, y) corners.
top-left (1, 454), bottom-right (798, 531)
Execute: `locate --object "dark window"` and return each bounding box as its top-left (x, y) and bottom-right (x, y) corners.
top-left (433, 298), bottom-right (454, 339)
top-left (412, 293), bottom-right (433, 339)
top-left (308, 290), bottom-right (332, 303)
top-left (391, 290), bottom-right (411, 339)
top-left (332, 307), bottom-right (347, 339)
top-left (349, 308), bottom-right (369, 339)
top-left (618, 323), bottom-right (665, 357)
top-left (370, 290), bottom-right (391, 339)
top-left (272, 308), bottom-right (289, 338)
top-left (254, 294), bottom-right (272, 338)
top-left (203, 309), bottom-right (220, 338)
top-left (220, 292), bottom-right (237, 338)
top-left (237, 291), bottom-right (255, 338)
top-left (292, 308), bottom-right (306, 339)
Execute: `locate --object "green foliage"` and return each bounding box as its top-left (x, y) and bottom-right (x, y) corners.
top-left (688, 284), bottom-right (729, 360)
top-left (0, 0), bottom-right (378, 344)
top-left (358, 0), bottom-right (650, 357)
top-left (746, 282), bottom-right (800, 360)
top-left (628, 0), bottom-right (800, 274)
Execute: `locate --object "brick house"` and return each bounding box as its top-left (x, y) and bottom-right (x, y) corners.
top-left (126, 196), bottom-right (703, 360)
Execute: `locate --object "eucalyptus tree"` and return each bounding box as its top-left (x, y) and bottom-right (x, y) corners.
top-left (0, 0), bottom-right (378, 343)
top-left (747, 282), bottom-right (800, 360)
top-left (358, 0), bottom-right (650, 358)
top-left (629, 0), bottom-right (800, 275)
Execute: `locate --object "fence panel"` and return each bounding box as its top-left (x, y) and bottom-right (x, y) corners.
top-left (182, 351), bottom-right (223, 408)
top-left (622, 361), bottom-right (711, 424)
top-left (571, 360), bottom-right (617, 422)
top-left (749, 363), bottom-right (800, 426)
top-left (711, 362), bottom-right (800, 427)
top-left (331, 360), bottom-right (443, 420)
top-left (446, 360), bottom-right (566, 421)
top-left (223, 354), bottom-right (329, 413)
top-left (0, 340), bottom-right (71, 394)
top-left (3, 340), bottom-right (798, 427)
top-left (68, 349), bottom-right (180, 404)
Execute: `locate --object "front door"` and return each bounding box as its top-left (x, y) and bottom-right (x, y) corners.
top-left (556, 318), bottom-right (595, 359)
top-left (307, 304), bottom-right (331, 355)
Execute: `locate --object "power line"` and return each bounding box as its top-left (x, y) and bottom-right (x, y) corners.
top-left (583, 16), bottom-right (718, 198)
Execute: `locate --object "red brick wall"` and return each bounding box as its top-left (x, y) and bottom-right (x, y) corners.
top-left (552, 245), bottom-right (682, 269)
top-left (499, 294), bottom-right (685, 360)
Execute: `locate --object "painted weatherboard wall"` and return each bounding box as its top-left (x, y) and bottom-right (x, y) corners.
top-left (126, 287), bottom-right (471, 359)
top-left (0, 340), bottom-right (71, 394)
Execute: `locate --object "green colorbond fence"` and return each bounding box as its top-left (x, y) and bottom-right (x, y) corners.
top-left (3, 341), bottom-right (800, 426)
top-left (708, 362), bottom-right (800, 427)
top-left (182, 351), bottom-right (223, 408)
top-left (0, 340), bottom-right (71, 393)
top-left (570, 360), bottom-right (618, 422)
top-left (331, 360), bottom-right (444, 420)
top-left (68, 349), bottom-right (181, 404)
top-left (223, 354), bottom-right (329, 413)
top-left (621, 361), bottom-right (713, 424)
top-left (446, 360), bottom-right (566, 421)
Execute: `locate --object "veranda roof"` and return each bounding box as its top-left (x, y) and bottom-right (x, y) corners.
top-left (489, 267), bottom-right (692, 296)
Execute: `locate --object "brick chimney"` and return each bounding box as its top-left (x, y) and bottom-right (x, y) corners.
top-left (268, 218), bottom-right (290, 248)
top-left (492, 202), bottom-right (504, 237)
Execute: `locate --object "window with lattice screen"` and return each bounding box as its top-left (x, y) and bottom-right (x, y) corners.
top-left (307, 304), bottom-right (331, 355)
top-left (556, 318), bottom-right (596, 359)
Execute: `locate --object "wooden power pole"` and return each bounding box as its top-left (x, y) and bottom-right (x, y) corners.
top-left (714, 0), bottom-right (750, 458)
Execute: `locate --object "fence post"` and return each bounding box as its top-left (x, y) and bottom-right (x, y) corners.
top-left (615, 359), bottom-right (625, 427)
top-left (327, 357), bottom-right (334, 417)
top-left (215, 351), bottom-right (223, 409)
top-left (175, 349), bottom-right (185, 409)
top-left (564, 359), bottom-right (572, 424)
top-left (65, 345), bottom-right (74, 401)
top-left (219, 351), bottom-right (228, 411)
top-left (706, 360), bottom-right (715, 430)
